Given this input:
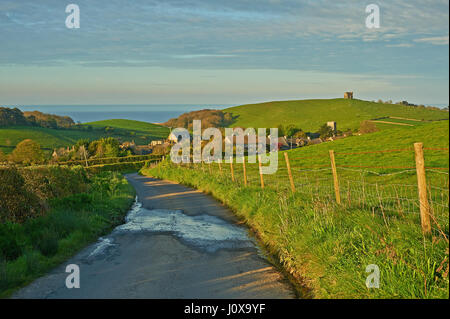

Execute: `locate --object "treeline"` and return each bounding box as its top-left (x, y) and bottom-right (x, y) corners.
top-left (0, 138), bottom-right (161, 173)
top-left (58, 154), bottom-right (161, 167)
top-left (0, 107), bottom-right (75, 128)
top-left (375, 99), bottom-right (447, 111)
top-left (0, 137), bottom-right (133, 165)
top-left (163, 109), bottom-right (234, 130)
top-left (84, 160), bottom-right (152, 174)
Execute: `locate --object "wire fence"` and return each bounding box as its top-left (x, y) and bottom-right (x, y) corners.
top-left (171, 143), bottom-right (449, 237)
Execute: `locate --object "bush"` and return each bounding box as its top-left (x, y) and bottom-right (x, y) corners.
top-left (0, 165), bottom-right (89, 223)
top-left (33, 229), bottom-right (59, 257)
top-left (9, 139), bottom-right (45, 165)
top-left (0, 150), bottom-right (6, 163)
top-left (0, 223), bottom-right (26, 261)
top-left (58, 154), bottom-right (161, 167)
top-left (0, 172), bottom-right (134, 297)
top-left (19, 165), bottom-right (88, 201)
top-left (85, 161), bottom-right (150, 174)
top-left (0, 167), bottom-right (45, 223)
top-left (359, 120), bottom-right (379, 134)
top-left (318, 123), bottom-right (334, 139)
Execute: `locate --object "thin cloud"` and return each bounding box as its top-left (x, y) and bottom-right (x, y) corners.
top-left (386, 43), bottom-right (414, 48)
top-left (171, 54), bottom-right (237, 59)
top-left (414, 36), bottom-right (449, 45)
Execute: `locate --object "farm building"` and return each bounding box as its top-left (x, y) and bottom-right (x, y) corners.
top-left (151, 140), bottom-right (163, 146)
top-left (327, 121), bottom-right (337, 132)
top-left (344, 92), bottom-right (354, 99)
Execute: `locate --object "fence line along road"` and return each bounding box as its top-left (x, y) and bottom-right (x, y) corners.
top-left (172, 142), bottom-right (449, 236)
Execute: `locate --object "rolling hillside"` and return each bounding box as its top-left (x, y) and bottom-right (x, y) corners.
top-left (0, 119), bottom-right (169, 154)
top-left (84, 119), bottom-right (169, 137)
top-left (283, 121), bottom-right (449, 178)
top-left (225, 99), bottom-right (449, 131)
top-left (143, 120), bottom-right (449, 298)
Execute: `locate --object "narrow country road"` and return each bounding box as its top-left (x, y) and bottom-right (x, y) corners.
top-left (13, 173), bottom-right (295, 299)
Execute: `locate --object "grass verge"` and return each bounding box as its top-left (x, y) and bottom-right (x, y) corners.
top-left (0, 172), bottom-right (135, 298)
top-left (141, 162), bottom-right (449, 299)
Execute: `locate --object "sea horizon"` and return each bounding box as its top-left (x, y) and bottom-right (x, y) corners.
top-left (6, 104), bottom-right (233, 124)
top-left (4, 102), bottom-right (448, 125)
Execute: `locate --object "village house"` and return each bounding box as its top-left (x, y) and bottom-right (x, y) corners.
top-left (120, 141), bottom-right (136, 151)
top-left (327, 121), bottom-right (337, 132)
top-left (151, 140), bottom-right (164, 146)
top-left (52, 146), bottom-right (74, 159)
top-left (224, 134), bottom-right (254, 151)
top-left (277, 136), bottom-right (290, 150)
top-left (286, 137), bottom-right (308, 148)
top-left (168, 132), bottom-right (178, 143)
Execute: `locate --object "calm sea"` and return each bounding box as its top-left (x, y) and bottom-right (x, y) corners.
top-left (13, 104), bottom-right (231, 124)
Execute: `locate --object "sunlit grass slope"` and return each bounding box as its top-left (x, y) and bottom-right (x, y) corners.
top-left (0, 120), bottom-right (169, 154)
top-left (225, 99), bottom-right (448, 131)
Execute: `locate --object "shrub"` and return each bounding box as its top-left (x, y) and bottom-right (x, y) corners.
top-left (0, 150), bottom-right (6, 163)
top-left (0, 165), bottom-right (89, 223)
top-left (0, 223), bottom-right (26, 261)
top-left (9, 139), bottom-right (45, 165)
top-left (33, 229), bottom-right (59, 257)
top-left (318, 123), bottom-right (334, 139)
top-left (85, 161), bottom-right (149, 174)
top-left (20, 165), bottom-right (88, 201)
top-left (359, 120), bottom-right (379, 134)
top-left (58, 154), bottom-right (161, 166)
top-left (0, 167), bottom-right (45, 223)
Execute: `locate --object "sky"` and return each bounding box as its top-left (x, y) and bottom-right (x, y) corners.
top-left (0, 0), bottom-right (448, 106)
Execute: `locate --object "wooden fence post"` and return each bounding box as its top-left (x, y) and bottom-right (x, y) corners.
top-left (258, 155), bottom-right (265, 189)
top-left (284, 152), bottom-right (296, 192)
top-left (414, 142), bottom-right (431, 234)
top-left (230, 157), bottom-right (235, 182)
top-left (242, 158), bottom-right (248, 186)
top-left (329, 150), bottom-right (341, 204)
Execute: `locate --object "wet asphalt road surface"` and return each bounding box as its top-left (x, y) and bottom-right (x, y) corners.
top-left (13, 173), bottom-right (295, 299)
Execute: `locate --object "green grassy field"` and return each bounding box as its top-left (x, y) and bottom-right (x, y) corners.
top-left (142, 121), bottom-right (449, 298)
top-left (0, 120), bottom-right (169, 155)
top-left (84, 119), bottom-right (169, 138)
top-left (225, 99), bottom-right (449, 131)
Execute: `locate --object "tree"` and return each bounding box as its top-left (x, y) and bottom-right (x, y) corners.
top-left (317, 123), bottom-right (333, 139)
top-left (276, 124), bottom-right (285, 136)
top-left (359, 121), bottom-right (378, 134)
top-left (293, 130), bottom-right (306, 139)
top-left (10, 139), bottom-right (45, 165)
top-left (0, 107), bottom-right (29, 126)
top-left (285, 124), bottom-right (301, 137)
top-left (105, 126), bottom-right (114, 134)
top-left (88, 137), bottom-right (120, 158)
top-left (104, 143), bottom-right (119, 158)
